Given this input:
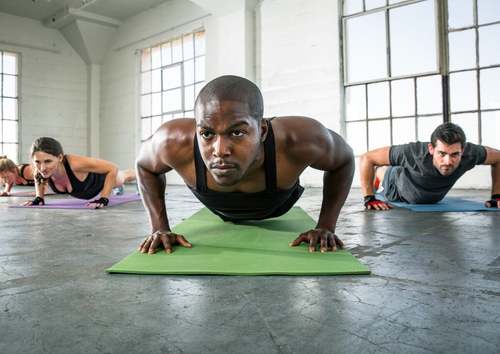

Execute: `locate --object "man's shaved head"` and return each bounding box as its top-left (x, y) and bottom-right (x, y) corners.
top-left (195, 75), bottom-right (263, 120)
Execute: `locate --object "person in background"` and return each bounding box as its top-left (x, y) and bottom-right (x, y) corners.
top-left (359, 122), bottom-right (500, 210)
top-left (25, 137), bottom-right (136, 208)
top-left (0, 155), bottom-right (36, 196)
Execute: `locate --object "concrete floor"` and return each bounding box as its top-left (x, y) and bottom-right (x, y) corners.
top-left (1, 185), bottom-right (499, 354)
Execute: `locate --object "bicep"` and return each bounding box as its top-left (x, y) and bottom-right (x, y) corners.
top-left (71, 155), bottom-right (117, 175)
top-left (309, 129), bottom-right (354, 171)
top-left (361, 146), bottom-right (391, 166)
top-left (483, 146), bottom-right (500, 165)
top-left (136, 133), bottom-right (173, 175)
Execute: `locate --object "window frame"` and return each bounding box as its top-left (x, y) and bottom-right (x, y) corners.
top-left (447, 0), bottom-right (500, 145)
top-left (0, 50), bottom-right (20, 162)
top-left (139, 30), bottom-right (205, 142)
top-left (341, 0), bottom-right (500, 152)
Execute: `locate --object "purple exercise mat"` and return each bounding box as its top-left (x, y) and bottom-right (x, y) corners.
top-left (2, 191), bottom-right (55, 197)
top-left (9, 193), bottom-right (141, 209)
top-left (2, 191), bottom-right (36, 197)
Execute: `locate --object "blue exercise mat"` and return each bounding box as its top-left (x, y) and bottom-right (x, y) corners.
top-left (377, 194), bottom-right (500, 212)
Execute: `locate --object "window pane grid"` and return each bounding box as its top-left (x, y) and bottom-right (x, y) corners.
top-left (344, 71), bottom-right (437, 153)
top-left (342, 0), bottom-right (439, 153)
top-left (140, 31), bottom-right (205, 141)
top-left (448, 62), bottom-right (500, 75)
top-left (444, 0), bottom-right (500, 144)
top-left (448, 19), bottom-right (500, 33)
top-left (343, 0), bottom-right (500, 151)
top-left (343, 0), bottom-right (431, 17)
top-left (448, 0), bottom-right (500, 31)
top-left (1, 51), bottom-right (19, 161)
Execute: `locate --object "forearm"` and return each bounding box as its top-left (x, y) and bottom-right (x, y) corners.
top-left (35, 181), bottom-right (46, 198)
top-left (316, 157), bottom-right (354, 233)
top-left (99, 169), bottom-right (118, 198)
top-left (4, 182), bottom-right (13, 193)
top-left (137, 164), bottom-right (170, 233)
top-left (359, 155), bottom-right (377, 196)
top-left (491, 163), bottom-right (500, 196)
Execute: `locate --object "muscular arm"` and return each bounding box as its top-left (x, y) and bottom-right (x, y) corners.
top-left (135, 119), bottom-right (195, 254)
top-left (312, 130), bottom-right (354, 233)
top-left (281, 117), bottom-right (353, 252)
top-left (483, 146), bottom-right (500, 198)
top-left (136, 132), bottom-right (172, 233)
top-left (277, 118), bottom-right (355, 233)
top-left (359, 147), bottom-right (391, 197)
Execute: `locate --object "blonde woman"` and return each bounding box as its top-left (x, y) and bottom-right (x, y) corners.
top-left (0, 155), bottom-right (35, 196)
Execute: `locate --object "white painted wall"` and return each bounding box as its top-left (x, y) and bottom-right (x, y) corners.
top-left (0, 12), bottom-right (87, 162)
top-left (205, 10), bottom-right (248, 79)
top-left (87, 64), bottom-right (101, 156)
top-left (100, 0), bottom-right (209, 175)
top-left (192, 0), bottom-right (257, 81)
top-left (204, 5), bottom-right (255, 81)
top-left (258, 0), bottom-right (342, 186)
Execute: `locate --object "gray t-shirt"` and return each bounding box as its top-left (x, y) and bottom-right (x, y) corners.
top-left (383, 142), bottom-right (487, 203)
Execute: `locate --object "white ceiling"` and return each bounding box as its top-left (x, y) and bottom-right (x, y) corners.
top-left (0, 0), bottom-right (172, 23)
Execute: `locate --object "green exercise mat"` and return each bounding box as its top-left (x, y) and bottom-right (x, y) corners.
top-left (107, 207), bottom-right (370, 276)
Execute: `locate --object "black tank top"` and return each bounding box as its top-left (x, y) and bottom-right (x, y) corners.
top-left (189, 120), bottom-right (304, 222)
top-left (47, 156), bottom-right (106, 200)
top-left (18, 164), bottom-right (35, 186)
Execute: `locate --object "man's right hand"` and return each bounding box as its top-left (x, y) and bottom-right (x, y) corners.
top-left (364, 195), bottom-right (391, 211)
top-left (485, 194), bottom-right (500, 208)
top-left (138, 230), bottom-right (192, 254)
top-left (0, 191), bottom-right (10, 196)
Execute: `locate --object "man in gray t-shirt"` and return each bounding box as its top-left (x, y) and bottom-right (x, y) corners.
top-left (359, 123), bottom-right (500, 210)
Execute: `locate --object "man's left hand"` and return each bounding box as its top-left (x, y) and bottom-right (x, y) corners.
top-left (289, 228), bottom-right (344, 252)
top-left (87, 197), bottom-right (109, 209)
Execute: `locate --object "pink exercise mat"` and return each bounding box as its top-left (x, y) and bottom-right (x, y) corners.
top-left (9, 193), bottom-right (141, 209)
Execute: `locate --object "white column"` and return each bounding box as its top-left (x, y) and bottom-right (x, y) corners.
top-left (203, 0), bottom-right (257, 81)
top-left (87, 64), bottom-right (100, 157)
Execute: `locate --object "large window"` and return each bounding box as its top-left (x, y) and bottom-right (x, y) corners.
top-left (140, 30), bottom-right (205, 141)
top-left (448, 0), bottom-right (500, 147)
top-left (0, 51), bottom-right (19, 161)
top-left (342, 0), bottom-right (500, 154)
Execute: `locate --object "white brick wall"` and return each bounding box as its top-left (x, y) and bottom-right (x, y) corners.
top-left (100, 50), bottom-right (138, 169)
top-left (258, 0), bottom-right (341, 186)
top-left (0, 12), bottom-right (87, 161)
